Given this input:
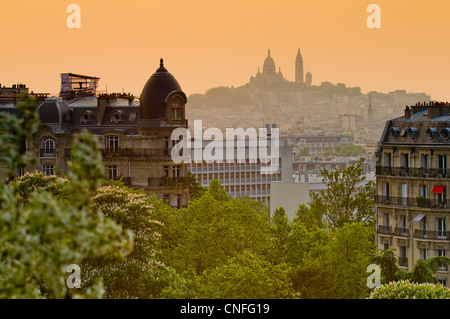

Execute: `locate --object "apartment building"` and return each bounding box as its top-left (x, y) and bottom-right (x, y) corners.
top-left (0, 60), bottom-right (191, 208)
top-left (375, 102), bottom-right (450, 286)
top-left (188, 130), bottom-right (293, 203)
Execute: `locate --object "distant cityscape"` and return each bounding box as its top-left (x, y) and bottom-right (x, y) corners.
top-left (1, 49), bottom-right (448, 289)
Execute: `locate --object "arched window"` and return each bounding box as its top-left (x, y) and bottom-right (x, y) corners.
top-left (41, 138), bottom-right (55, 157)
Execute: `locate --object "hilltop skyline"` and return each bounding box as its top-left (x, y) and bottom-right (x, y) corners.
top-left (1, 0), bottom-right (450, 100)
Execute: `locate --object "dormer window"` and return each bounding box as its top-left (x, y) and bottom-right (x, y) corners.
top-left (171, 100), bottom-right (182, 120)
top-left (80, 111), bottom-right (94, 124)
top-left (111, 110), bottom-right (125, 124)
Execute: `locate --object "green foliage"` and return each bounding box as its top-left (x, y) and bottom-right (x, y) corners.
top-left (159, 180), bottom-right (271, 275)
top-left (370, 249), bottom-right (401, 285)
top-left (323, 144), bottom-right (366, 157)
top-left (82, 181), bottom-right (180, 299)
top-left (269, 208), bottom-right (292, 263)
top-left (309, 157), bottom-right (375, 229)
top-left (322, 223), bottom-right (376, 299)
top-left (288, 222), bottom-right (376, 299)
top-left (293, 203), bottom-right (324, 230)
top-left (1, 134), bottom-right (131, 299)
top-left (371, 249), bottom-right (450, 286)
top-left (0, 94), bottom-right (40, 181)
top-left (368, 281), bottom-right (450, 299)
top-left (190, 251), bottom-right (296, 299)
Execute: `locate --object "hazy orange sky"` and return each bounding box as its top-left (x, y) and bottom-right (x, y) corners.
top-left (1, 0), bottom-right (450, 100)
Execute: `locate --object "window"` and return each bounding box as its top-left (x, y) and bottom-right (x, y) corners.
top-left (436, 217), bottom-right (446, 239)
top-left (111, 111), bottom-right (125, 124)
top-left (42, 165), bottom-right (55, 176)
top-left (41, 138), bottom-right (55, 157)
top-left (421, 154), bottom-right (430, 170)
top-left (420, 215), bottom-right (427, 232)
top-left (437, 249), bottom-right (448, 271)
top-left (399, 246), bottom-right (408, 267)
top-left (129, 112), bottom-right (137, 122)
top-left (163, 137), bottom-right (170, 150)
top-left (382, 182), bottom-right (390, 202)
top-left (401, 183), bottom-right (408, 205)
top-left (106, 165), bottom-right (118, 180)
top-left (419, 185), bottom-right (428, 199)
top-left (383, 243), bottom-right (390, 251)
top-left (437, 155), bottom-right (447, 177)
top-left (173, 166), bottom-right (181, 178)
top-left (384, 153), bottom-right (392, 167)
top-left (172, 195), bottom-right (182, 209)
top-left (172, 108), bottom-right (182, 120)
top-left (383, 213), bottom-right (390, 226)
top-left (399, 215), bottom-right (407, 229)
top-left (105, 136), bottom-right (120, 151)
top-left (163, 166), bottom-right (170, 177)
top-left (420, 249), bottom-right (428, 261)
top-left (400, 153), bottom-right (409, 175)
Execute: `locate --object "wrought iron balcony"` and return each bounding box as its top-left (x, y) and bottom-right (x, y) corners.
top-left (377, 225), bottom-right (392, 234)
top-left (102, 148), bottom-right (172, 158)
top-left (148, 176), bottom-right (193, 187)
top-left (376, 166), bottom-right (449, 178)
top-left (40, 148), bottom-right (56, 158)
top-left (413, 229), bottom-right (450, 240)
top-left (393, 227), bottom-right (410, 237)
top-left (375, 195), bottom-right (449, 209)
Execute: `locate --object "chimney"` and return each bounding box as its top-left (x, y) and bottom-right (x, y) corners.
top-left (97, 95), bottom-right (108, 125)
top-left (404, 106), bottom-right (411, 118)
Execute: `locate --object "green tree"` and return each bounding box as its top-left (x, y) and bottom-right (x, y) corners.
top-left (191, 251), bottom-right (295, 299)
top-left (159, 180), bottom-right (271, 275)
top-left (322, 222), bottom-right (376, 298)
top-left (370, 248), bottom-right (401, 285)
top-left (293, 203), bottom-right (324, 230)
top-left (309, 157), bottom-right (375, 229)
top-left (371, 249), bottom-right (450, 286)
top-left (0, 122), bottom-right (132, 298)
top-left (0, 95), bottom-right (40, 182)
top-left (269, 207), bottom-right (291, 264)
top-left (82, 180), bottom-right (181, 299)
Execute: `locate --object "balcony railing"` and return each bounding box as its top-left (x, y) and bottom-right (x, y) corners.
top-left (377, 225), bottom-right (392, 234)
top-left (65, 148), bottom-right (174, 160)
top-left (414, 229), bottom-right (450, 240)
top-left (148, 176), bottom-right (193, 187)
top-left (376, 166), bottom-right (449, 178)
top-left (393, 227), bottom-right (410, 237)
top-left (102, 148), bottom-right (172, 158)
top-left (438, 265), bottom-right (448, 272)
top-left (375, 195), bottom-right (449, 209)
top-left (40, 148), bottom-right (56, 158)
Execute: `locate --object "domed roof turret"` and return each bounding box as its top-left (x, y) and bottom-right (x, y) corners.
top-left (140, 59), bottom-right (185, 120)
top-left (263, 49), bottom-right (276, 75)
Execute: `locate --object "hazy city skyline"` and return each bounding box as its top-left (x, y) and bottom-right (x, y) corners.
top-left (2, 0), bottom-right (450, 100)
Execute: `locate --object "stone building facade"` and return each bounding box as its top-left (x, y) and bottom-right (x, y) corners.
top-left (0, 60), bottom-right (191, 208)
top-left (375, 102), bottom-right (450, 286)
